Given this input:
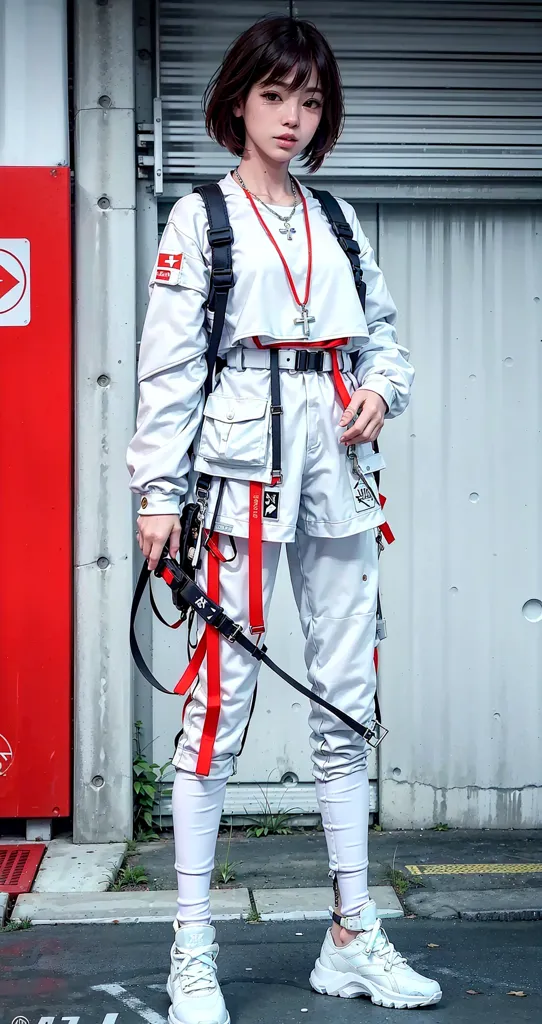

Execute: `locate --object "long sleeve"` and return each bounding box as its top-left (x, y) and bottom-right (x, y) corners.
top-left (340, 203), bottom-right (414, 418)
top-left (126, 199), bottom-right (211, 515)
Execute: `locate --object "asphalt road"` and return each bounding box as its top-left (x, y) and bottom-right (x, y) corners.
top-left (0, 918), bottom-right (540, 1024)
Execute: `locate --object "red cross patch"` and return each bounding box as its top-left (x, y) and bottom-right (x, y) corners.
top-left (155, 252), bottom-right (183, 282)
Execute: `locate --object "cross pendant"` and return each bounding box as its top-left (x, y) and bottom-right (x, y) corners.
top-left (279, 224), bottom-right (296, 240)
top-left (294, 304), bottom-right (316, 339)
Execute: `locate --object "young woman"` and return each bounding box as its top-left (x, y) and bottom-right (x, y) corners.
top-left (128, 15), bottom-right (441, 1023)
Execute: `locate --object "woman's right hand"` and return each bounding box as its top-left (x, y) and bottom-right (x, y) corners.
top-left (137, 513), bottom-right (181, 571)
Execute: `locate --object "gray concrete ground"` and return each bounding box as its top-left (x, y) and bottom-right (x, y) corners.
top-left (0, 918), bottom-right (540, 1024)
top-left (132, 828), bottom-right (542, 893)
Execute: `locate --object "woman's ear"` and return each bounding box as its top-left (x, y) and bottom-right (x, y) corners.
top-left (233, 99), bottom-right (244, 118)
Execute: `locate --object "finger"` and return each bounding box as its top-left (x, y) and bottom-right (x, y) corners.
top-left (343, 413), bottom-right (383, 445)
top-left (169, 525), bottom-right (181, 560)
top-left (341, 409), bottom-right (374, 444)
top-left (147, 537), bottom-right (164, 572)
top-left (339, 401), bottom-right (362, 427)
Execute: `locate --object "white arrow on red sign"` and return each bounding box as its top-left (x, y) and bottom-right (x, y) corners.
top-left (0, 240), bottom-right (30, 326)
top-left (0, 263), bottom-right (19, 301)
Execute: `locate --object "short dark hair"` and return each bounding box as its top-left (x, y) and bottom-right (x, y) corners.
top-left (204, 16), bottom-right (344, 173)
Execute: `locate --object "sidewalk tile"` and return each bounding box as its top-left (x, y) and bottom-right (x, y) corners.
top-left (11, 888), bottom-right (251, 925)
top-left (253, 885), bottom-right (403, 921)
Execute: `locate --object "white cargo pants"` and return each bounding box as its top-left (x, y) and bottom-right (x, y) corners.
top-left (172, 528), bottom-right (379, 781)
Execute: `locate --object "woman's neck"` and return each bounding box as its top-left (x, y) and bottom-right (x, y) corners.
top-left (235, 154), bottom-right (294, 205)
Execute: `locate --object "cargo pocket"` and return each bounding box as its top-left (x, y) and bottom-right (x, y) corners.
top-left (197, 393), bottom-right (271, 468)
top-left (355, 442), bottom-right (386, 474)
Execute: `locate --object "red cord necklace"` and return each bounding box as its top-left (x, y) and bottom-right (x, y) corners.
top-left (236, 172), bottom-right (315, 339)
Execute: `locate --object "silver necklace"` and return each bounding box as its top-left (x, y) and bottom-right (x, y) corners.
top-left (234, 169), bottom-right (299, 240)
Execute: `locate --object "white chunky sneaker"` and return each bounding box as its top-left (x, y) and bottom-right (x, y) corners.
top-left (167, 921), bottom-right (230, 1024)
top-left (310, 900), bottom-right (442, 1009)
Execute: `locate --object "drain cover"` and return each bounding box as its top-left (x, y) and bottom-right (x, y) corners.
top-left (0, 843), bottom-right (46, 895)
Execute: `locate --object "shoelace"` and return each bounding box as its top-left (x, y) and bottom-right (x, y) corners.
top-left (173, 944), bottom-right (218, 994)
top-left (363, 920), bottom-right (407, 971)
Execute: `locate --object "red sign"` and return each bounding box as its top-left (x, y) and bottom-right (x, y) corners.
top-left (0, 168), bottom-right (71, 818)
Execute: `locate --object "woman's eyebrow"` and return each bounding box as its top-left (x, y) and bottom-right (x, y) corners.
top-left (268, 79), bottom-right (323, 95)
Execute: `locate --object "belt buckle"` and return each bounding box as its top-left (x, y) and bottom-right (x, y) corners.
top-left (365, 717), bottom-right (389, 749)
top-left (295, 350), bottom-right (308, 372)
top-left (226, 622), bottom-right (243, 643)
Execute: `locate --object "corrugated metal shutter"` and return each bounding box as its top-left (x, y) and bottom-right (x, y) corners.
top-left (377, 201), bottom-right (542, 828)
top-left (155, 1), bottom-right (542, 193)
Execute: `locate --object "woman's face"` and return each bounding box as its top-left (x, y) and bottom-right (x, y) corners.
top-left (235, 65), bottom-right (323, 166)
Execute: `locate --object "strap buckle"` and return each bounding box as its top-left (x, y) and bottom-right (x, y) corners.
top-left (364, 717), bottom-right (389, 749)
top-left (294, 350), bottom-right (325, 372)
top-left (207, 226), bottom-right (234, 247)
top-left (225, 622), bottom-right (243, 643)
top-left (211, 267), bottom-right (234, 290)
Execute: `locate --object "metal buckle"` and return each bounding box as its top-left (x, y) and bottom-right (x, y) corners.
top-left (226, 622), bottom-right (243, 643)
top-left (365, 717), bottom-right (389, 749)
top-left (271, 404), bottom-right (283, 415)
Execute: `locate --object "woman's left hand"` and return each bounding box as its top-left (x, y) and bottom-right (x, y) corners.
top-left (339, 389), bottom-right (387, 445)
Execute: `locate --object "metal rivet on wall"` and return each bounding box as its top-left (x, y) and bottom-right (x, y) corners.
top-left (97, 195), bottom-right (111, 210)
top-left (97, 557), bottom-right (110, 570)
top-left (97, 375), bottom-right (110, 387)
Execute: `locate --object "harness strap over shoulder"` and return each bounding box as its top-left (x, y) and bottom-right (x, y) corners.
top-left (193, 183), bottom-right (234, 396)
top-left (310, 187), bottom-right (367, 313)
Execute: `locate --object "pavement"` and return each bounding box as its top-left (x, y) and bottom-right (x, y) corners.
top-left (0, 918), bottom-right (540, 1024)
top-left (2, 828), bottom-right (542, 1022)
top-left (4, 826), bottom-right (542, 925)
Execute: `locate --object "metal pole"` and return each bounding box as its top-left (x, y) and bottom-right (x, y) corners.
top-left (73, 0), bottom-right (136, 842)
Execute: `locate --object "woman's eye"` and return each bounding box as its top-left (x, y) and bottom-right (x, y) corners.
top-left (304, 99), bottom-right (322, 110)
top-left (262, 91), bottom-right (281, 102)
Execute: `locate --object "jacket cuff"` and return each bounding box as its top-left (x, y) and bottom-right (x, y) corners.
top-left (359, 375), bottom-right (396, 415)
top-left (137, 492), bottom-right (182, 516)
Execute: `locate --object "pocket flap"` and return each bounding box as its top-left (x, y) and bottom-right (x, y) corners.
top-left (203, 394), bottom-right (268, 424)
top-left (356, 450), bottom-right (386, 474)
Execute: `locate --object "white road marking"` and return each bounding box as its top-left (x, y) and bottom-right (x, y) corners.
top-left (91, 984), bottom-right (168, 1024)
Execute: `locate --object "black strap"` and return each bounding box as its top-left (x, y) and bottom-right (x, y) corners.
top-left (130, 556), bottom-right (381, 746)
top-left (310, 188), bottom-right (366, 313)
top-left (269, 348), bottom-right (283, 483)
top-left (193, 184), bottom-right (234, 396)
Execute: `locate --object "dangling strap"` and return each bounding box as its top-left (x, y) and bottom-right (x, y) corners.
top-left (196, 535), bottom-right (222, 775)
top-left (174, 632), bottom-right (207, 695)
top-left (248, 482), bottom-right (265, 635)
top-left (269, 348), bottom-right (283, 485)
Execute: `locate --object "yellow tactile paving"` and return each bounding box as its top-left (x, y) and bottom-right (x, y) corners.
top-left (405, 863), bottom-right (542, 876)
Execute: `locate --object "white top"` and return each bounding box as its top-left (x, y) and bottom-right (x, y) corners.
top-left (127, 173), bottom-right (414, 514)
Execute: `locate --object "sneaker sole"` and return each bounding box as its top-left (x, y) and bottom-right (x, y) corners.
top-left (309, 960), bottom-right (442, 1009)
top-left (166, 978), bottom-right (231, 1024)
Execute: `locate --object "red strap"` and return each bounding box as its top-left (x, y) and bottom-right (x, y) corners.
top-left (196, 537), bottom-right (222, 776)
top-left (330, 349), bottom-right (351, 408)
top-left (206, 533), bottom-right (228, 562)
top-left (174, 632), bottom-right (207, 695)
top-left (248, 482), bottom-right (265, 635)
